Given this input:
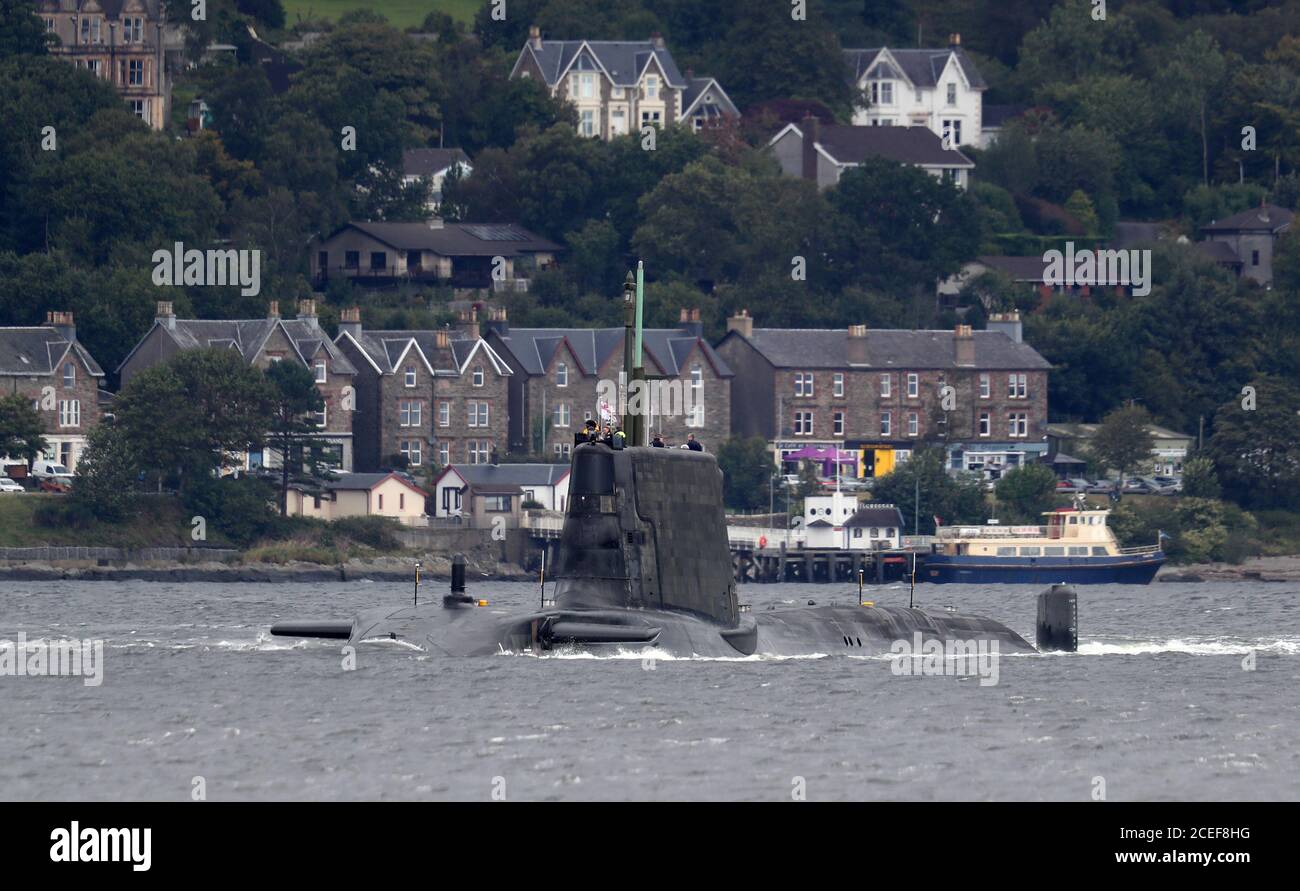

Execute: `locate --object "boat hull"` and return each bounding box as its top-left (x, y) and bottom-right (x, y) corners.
top-left (922, 552), bottom-right (1164, 585)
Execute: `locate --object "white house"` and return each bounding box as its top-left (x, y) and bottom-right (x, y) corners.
top-left (844, 35), bottom-right (987, 149)
top-left (802, 490), bottom-right (860, 549)
top-left (401, 148), bottom-right (472, 215)
top-left (844, 503), bottom-right (905, 550)
top-left (431, 463), bottom-right (571, 520)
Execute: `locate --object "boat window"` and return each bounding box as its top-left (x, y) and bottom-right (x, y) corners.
top-left (1068, 516), bottom-right (1077, 524)
top-left (1020, 547), bottom-right (1041, 556)
top-left (996, 547), bottom-right (1016, 556)
top-left (1092, 546), bottom-right (1107, 556)
top-left (1045, 547), bottom-right (1065, 555)
top-left (1069, 547), bottom-right (1088, 556)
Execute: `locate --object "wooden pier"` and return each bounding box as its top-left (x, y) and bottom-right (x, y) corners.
top-left (729, 542), bottom-right (921, 584)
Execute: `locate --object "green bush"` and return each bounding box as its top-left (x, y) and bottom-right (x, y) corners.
top-left (330, 515), bottom-right (404, 551)
top-left (181, 475), bottom-right (280, 547)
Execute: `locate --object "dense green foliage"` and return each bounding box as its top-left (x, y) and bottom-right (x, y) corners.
top-left (994, 463), bottom-right (1060, 524)
top-left (870, 448), bottom-right (989, 535)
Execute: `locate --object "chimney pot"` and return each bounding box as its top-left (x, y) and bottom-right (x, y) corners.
top-left (268, 300), bottom-right (280, 319)
top-left (529, 24), bottom-right (541, 49)
top-left (726, 311), bottom-right (753, 339)
top-left (436, 330), bottom-right (450, 349)
top-left (297, 298), bottom-right (317, 320)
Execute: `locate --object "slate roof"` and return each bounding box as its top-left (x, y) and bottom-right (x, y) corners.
top-left (791, 123), bottom-right (973, 168)
top-left (844, 504), bottom-right (905, 528)
top-left (843, 47), bottom-right (987, 90)
top-left (39, 1), bottom-right (163, 18)
top-left (1201, 204), bottom-right (1294, 233)
top-left (724, 328), bottom-right (1051, 371)
top-left (336, 222), bottom-right (562, 257)
top-left (445, 463), bottom-right (570, 489)
top-left (402, 148), bottom-right (471, 178)
top-left (682, 77), bottom-right (738, 118)
top-left (517, 39), bottom-right (686, 88)
top-left (0, 327), bottom-right (105, 377)
top-left (324, 471), bottom-right (426, 496)
top-left (973, 255), bottom-right (1051, 282)
top-left (342, 329), bottom-right (512, 378)
top-left (121, 318), bottom-right (357, 376)
top-left (491, 327), bottom-right (732, 378)
top-left (1194, 240), bottom-right (1243, 265)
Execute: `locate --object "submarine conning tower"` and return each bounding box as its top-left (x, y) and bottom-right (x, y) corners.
top-left (552, 443), bottom-right (740, 626)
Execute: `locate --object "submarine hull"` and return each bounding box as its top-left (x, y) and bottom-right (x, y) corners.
top-left (333, 601), bottom-right (1035, 658)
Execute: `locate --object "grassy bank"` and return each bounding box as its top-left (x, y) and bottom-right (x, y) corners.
top-left (0, 494), bottom-right (410, 563)
top-left (281, 0), bottom-right (479, 28)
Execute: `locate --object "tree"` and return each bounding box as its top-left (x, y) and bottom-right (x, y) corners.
top-left (264, 360), bottom-right (327, 516)
top-left (870, 447), bottom-right (988, 535)
top-left (716, 436), bottom-right (771, 511)
top-left (1180, 454), bottom-right (1221, 500)
top-left (1208, 377), bottom-right (1300, 510)
top-left (114, 349), bottom-right (275, 486)
top-left (0, 0), bottom-right (49, 57)
top-left (1156, 31), bottom-right (1227, 187)
top-left (995, 463), bottom-right (1060, 524)
top-left (0, 393), bottom-right (46, 468)
top-left (1089, 404), bottom-right (1155, 485)
top-left (70, 423), bottom-right (139, 522)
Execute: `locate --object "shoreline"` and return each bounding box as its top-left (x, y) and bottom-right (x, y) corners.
top-left (2, 555), bottom-right (1298, 584)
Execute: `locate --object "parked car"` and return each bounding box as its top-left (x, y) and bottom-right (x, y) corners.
top-left (38, 478), bottom-right (70, 493)
top-left (1055, 479), bottom-right (1081, 494)
top-left (0, 477), bottom-right (24, 494)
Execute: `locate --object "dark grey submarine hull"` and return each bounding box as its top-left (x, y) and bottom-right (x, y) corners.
top-left (273, 444), bottom-right (1049, 657)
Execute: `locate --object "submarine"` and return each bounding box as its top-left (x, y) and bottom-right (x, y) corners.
top-left (272, 442), bottom-right (1075, 658)
top-left (272, 267), bottom-right (1075, 658)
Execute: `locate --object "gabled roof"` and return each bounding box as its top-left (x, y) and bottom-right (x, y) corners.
top-left (513, 38), bottom-right (686, 89)
top-left (440, 463), bottom-right (570, 489)
top-left (329, 221), bottom-right (562, 258)
top-left (1194, 240), bottom-right (1243, 265)
top-left (776, 122), bottom-right (973, 169)
top-left (844, 504), bottom-right (905, 528)
top-left (720, 328), bottom-right (1051, 371)
top-left (402, 148), bottom-right (471, 178)
top-left (0, 327), bottom-right (105, 377)
top-left (843, 46), bottom-right (986, 90)
top-left (490, 327), bottom-right (733, 378)
top-left (1201, 204), bottom-right (1294, 234)
top-left (682, 76), bottom-right (739, 119)
top-left (118, 317), bottom-right (357, 375)
top-left (340, 329), bottom-right (512, 378)
top-left (324, 471), bottom-right (427, 497)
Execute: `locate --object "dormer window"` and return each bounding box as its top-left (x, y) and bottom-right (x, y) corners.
top-left (556, 362), bottom-right (568, 387)
top-left (63, 363), bottom-right (75, 389)
top-left (472, 366), bottom-right (484, 387)
top-left (404, 366), bottom-right (416, 387)
top-left (645, 75), bottom-right (658, 100)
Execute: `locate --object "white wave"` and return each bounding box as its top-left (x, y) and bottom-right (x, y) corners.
top-left (1078, 638), bottom-right (1300, 656)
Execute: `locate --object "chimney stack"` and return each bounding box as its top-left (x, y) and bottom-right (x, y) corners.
top-left (483, 306), bottom-right (510, 338)
top-left (800, 115), bottom-right (821, 182)
top-left (650, 31), bottom-right (665, 50)
top-left (435, 329), bottom-right (450, 350)
top-left (679, 307), bottom-right (703, 338)
top-left (156, 301), bottom-right (176, 331)
top-left (949, 32), bottom-right (961, 48)
top-left (986, 310), bottom-right (1023, 343)
top-left (297, 299), bottom-right (318, 326)
top-left (339, 306), bottom-right (362, 340)
top-left (528, 24), bottom-right (542, 50)
top-left (458, 305), bottom-right (480, 340)
top-left (847, 324), bottom-right (869, 366)
top-left (954, 324), bottom-right (975, 366)
top-left (726, 309), bottom-right (753, 339)
top-left (46, 311), bottom-right (76, 343)
top-left (267, 300), bottom-right (280, 319)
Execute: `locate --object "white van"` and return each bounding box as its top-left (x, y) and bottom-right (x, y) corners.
top-left (32, 460), bottom-right (73, 481)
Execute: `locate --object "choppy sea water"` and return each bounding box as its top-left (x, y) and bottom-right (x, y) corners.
top-left (1, 578), bottom-right (1297, 801)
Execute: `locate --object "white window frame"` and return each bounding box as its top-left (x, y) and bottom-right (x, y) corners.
top-left (907, 373), bottom-right (919, 398)
top-left (556, 363), bottom-right (568, 387)
top-left (880, 374), bottom-right (891, 397)
top-left (315, 406), bottom-right (328, 428)
top-left (979, 412), bottom-right (990, 437)
top-left (881, 411), bottom-right (891, 437)
top-left (404, 367), bottom-right (416, 388)
top-left (907, 412), bottom-right (919, 437)
top-left (833, 412), bottom-right (844, 436)
top-left (833, 373), bottom-right (844, 397)
top-left (63, 363), bottom-right (75, 388)
top-left (58, 400), bottom-right (80, 428)
top-left (979, 373), bottom-right (990, 399)
top-left (315, 361), bottom-right (327, 383)
top-left (472, 366), bottom-right (484, 387)
top-left (554, 403), bottom-right (570, 428)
